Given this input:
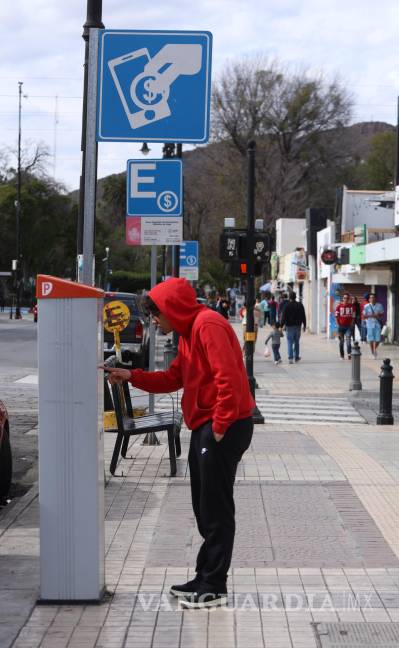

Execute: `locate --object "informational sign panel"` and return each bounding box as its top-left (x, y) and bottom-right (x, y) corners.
top-left (126, 216), bottom-right (182, 246)
top-left (179, 241), bottom-right (199, 280)
top-left (395, 186), bottom-right (399, 227)
top-left (126, 159), bottom-right (182, 216)
top-left (97, 30), bottom-right (212, 143)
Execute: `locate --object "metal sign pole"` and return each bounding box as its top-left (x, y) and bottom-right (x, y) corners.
top-left (149, 245), bottom-right (157, 414)
top-left (143, 245), bottom-right (160, 445)
top-left (82, 27), bottom-right (99, 286)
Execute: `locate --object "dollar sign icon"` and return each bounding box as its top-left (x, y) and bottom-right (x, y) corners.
top-left (163, 194), bottom-right (172, 209)
top-left (157, 191), bottom-right (178, 213)
top-left (143, 78), bottom-right (157, 104)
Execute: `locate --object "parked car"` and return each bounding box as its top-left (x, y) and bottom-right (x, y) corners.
top-left (103, 292), bottom-right (150, 368)
top-left (0, 399), bottom-right (12, 502)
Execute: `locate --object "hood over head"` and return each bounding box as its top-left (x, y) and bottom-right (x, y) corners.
top-left (148, 278), bottom-right (205, 336)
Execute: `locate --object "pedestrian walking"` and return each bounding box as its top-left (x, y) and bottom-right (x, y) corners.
top-left (241, 302), bottom-right (261, 351)
top-left (265, 322), bottom-right (284, 365)
top-left (227, 287), bottom-right (237, 317)
top-left (217, 296), bottom-right (230, 319)
top-left (363, 293), bottom-right (384, 358)
top-left (360, 293), bottom-right (369, 343)
top-left (335, 292), bottom-right (355, 360)
top-left (268, 294), bottom-right (277, 326)
top-left (280, 291), bottom-right (306, 364)
top-left (260, 294), bottom-right (270, 326)
top-left (255, 297), bottom-right (263, 327)
top-left (277, 292), bottom-right (289, 324)
top-left (102, 278), bottom-right (254, 609)
top-left (351, 296), bottom-right (362, 341)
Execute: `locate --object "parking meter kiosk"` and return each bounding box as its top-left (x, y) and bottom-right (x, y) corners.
top-left (37, 275), bottom-right (105, 602)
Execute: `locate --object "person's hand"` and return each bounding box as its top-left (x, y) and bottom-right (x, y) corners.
top-left (213, 432), bottom-right (223, 442)
top-left (99, 365), bottom-right (131, 385)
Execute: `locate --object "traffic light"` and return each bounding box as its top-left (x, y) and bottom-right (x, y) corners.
top-left (229, 261), bottom-right (264, 277)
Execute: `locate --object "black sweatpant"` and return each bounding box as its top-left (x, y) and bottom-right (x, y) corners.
top-left (188, 417), bottom-right (253, 592)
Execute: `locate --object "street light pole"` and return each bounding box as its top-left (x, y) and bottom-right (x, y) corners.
top-left (15, 81), bottom-right (23, 320)
top-left (77, 0), bottom-right (104, 282)
top-left (102, 246), bottom-right (109, 290)
top-left (245, 140), bottom-right (264, 424)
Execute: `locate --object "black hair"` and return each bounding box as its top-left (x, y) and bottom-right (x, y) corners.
top-left (274, 322), bottom-right (281, 329)
top-left (369, 292), bottom-right (376, 298)
top-left (289, 291), bottom-right (296, 301)
top-left (141, 295), bottom-right (161, 316)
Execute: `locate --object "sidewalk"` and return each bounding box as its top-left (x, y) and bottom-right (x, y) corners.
top-left (2, 328), bottom-right (399, 647)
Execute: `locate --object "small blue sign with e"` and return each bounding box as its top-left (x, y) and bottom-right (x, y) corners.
top-left (126, 159), bottom-right (182, 217)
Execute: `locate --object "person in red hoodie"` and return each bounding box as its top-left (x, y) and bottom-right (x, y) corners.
top-left (335, 292), bottom-right (355, 360)
top-left (103, 278), bottom-right (254, 609)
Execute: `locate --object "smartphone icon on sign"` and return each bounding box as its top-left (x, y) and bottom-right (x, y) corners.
top-left (108, 48), bottom-right (171, 130)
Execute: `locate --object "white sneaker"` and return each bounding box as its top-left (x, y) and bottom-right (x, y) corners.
top-left (274, 361), bottom-right (278, 365)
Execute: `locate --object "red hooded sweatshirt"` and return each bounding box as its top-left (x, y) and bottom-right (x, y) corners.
top-left (129, 278), bottom-right (255, 435)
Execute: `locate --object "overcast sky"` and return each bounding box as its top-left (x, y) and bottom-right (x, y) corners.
top-left (1, 0), bottom-right (398, 191)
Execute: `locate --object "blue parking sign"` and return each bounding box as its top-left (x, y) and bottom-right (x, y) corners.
top-left (180, 241), bottom-right (199, 280)
top-left (126, 159), bottom-right (182, 216)
top-left (97, 30), bottom-right (213, 143)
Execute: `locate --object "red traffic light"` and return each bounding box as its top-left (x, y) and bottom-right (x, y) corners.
top-left (240, 262), bottom-right (247, 274)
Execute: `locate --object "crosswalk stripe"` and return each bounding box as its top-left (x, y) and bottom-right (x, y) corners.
top-left (256, 394), bottom-right (353, 404)
top-left (255, 393), bottom-right (364, 424)
top-left (264, 413), bottom-right (362, 422)
top-left (256, 400), bottom-right (360, 413)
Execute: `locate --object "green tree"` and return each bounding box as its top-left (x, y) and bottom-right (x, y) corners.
top-left (355, 131), bottom-right (395, 190)
top-left (200, 259), bottom-right (232, 292)
top-left (0, 171), bottom-right (77, 298)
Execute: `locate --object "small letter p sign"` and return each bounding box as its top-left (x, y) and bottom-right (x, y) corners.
top-left (42, 281), bottom-right (53, 297)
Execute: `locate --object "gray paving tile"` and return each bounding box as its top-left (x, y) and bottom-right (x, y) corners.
top-left (146, 482), bottom-right (399, 568)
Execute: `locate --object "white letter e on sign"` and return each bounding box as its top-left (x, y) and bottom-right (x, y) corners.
top-left (42, 281), bottom-right (53, 297)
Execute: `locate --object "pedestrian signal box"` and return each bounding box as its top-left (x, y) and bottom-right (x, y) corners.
top-left (219, 230), bottom-right (270, 263)
top-left (36, 275), bottom-right (105, 602)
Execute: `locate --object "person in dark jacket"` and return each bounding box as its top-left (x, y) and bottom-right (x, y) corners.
top-left (102, 278), bottom-right (254, 609)
top-left (278, 293), bottom-right (289, 324)
top-left (217, 296), bottom-right (230, 319)
top-left (280, 291), bottom-right (306, 364)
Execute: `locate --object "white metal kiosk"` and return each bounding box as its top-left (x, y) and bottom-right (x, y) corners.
top-left (37, 275), bottom-right (105, 602)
